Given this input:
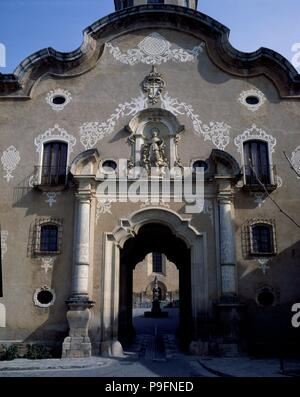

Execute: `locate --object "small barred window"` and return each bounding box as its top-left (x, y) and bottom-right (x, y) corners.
top-left (40, 225), bottom-right (59, 253)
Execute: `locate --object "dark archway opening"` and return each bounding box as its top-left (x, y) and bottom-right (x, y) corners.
top-left (119, 223), bottom-right (192, 351)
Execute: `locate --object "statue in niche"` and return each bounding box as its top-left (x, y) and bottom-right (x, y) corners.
top-left (141, 128), bottom-right (168, 173)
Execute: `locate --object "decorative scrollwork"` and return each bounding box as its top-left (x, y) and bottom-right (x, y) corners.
top-left (106, 32), bottom-right (204, 65)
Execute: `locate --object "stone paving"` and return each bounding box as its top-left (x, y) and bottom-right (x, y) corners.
top-left (0, 308), bottom-right (299, 377)
top-left (1, 354), bottom-right (300, 378)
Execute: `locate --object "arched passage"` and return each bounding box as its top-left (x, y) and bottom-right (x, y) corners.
top-left (100, 208), bottom-right (207, 357)
top-left (119, 223), bottom-right (192, 349)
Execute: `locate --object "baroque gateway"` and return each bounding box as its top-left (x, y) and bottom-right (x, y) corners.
top-left (0, 0), bottom-right (300, 359)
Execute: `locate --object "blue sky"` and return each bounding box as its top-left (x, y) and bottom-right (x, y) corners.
top-left (0, 0), bottom-right (299, 73)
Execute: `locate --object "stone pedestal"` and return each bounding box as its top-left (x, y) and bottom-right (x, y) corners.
top-left (62, 298), bottom-right (94, 358)
top-left (62, 189), bottom-right (95, 358)
top-left (215, 303), bottom-right (245, 357)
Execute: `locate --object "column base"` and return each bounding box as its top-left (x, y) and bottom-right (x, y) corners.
top-left (62, 297), bottom-right (95, 359)
top-left (215, 300), bottom-right (245, 357)
top-left (100, 340), bottom-right (124, 357)
top-left (62, 336), bottom-right (92, 358)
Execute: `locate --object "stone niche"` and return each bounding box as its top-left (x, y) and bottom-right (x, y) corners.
top-left (126, 108), bottom-right (185, 175)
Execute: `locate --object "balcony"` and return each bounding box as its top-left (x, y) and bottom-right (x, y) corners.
top-left (33, 166), bottom-right (69, 192)
top-left (242, 165), bottom-right (278, 192)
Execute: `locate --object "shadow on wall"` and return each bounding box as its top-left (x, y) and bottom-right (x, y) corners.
top-left (238, 239), bottom-right (300, 357)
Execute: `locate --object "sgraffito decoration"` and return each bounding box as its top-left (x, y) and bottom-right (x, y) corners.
top-left (1, 146), bottom-right (20, 182)
top-left (96, 199), bottom-right (113, 224)
top-left (106, 32), bottom-right (204, 65)
top-left (80, 93), bottom-right (231, 151)
top-left (41, 257), bottom-right (55, 274)
top-left (1, 230), bottom-right (8, 260)
top-left (45, 89), bottom-right (72, 112)
top-left (291, 146), bottom-right (300, 177)
top-left (238, 89), bottom-right (266, 112)
top-left (161, 93), bottom-right (231, 150)
top-left (257, 258), bottom-right (270, 275)
top-left (43, 192), bottom-right (61, 208)
top-left (80, 94), bottom-right (147, 150)
top-left (234, 124), bottom-right (277, 154)
top-left (35, 124), bottom-right (76, 154)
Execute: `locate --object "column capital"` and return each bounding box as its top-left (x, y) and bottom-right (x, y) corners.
top-left (217, 193), bottom-right (233, 205)
top-left (75, 193), bottom-right (92, 204)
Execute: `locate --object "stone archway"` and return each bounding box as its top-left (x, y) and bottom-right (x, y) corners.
top-left (119, 222), bottom-right (191, 349)
top-left (100, 208), bottom-right (207, 357)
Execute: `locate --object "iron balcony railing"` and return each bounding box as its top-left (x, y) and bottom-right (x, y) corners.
top-left (242, 165), bottom-right (277, 191)
top-left (33, 166), bottom-right (69, 187)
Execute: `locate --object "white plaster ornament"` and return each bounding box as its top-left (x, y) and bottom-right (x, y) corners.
top-left (43, 192), bottom-right (61, 207)
top-left (291, 146), bottom-right (300, 177)
top-left (96, 199), bottom-right (113, 224)
top-left (80, 94), bottom-right (147, 150)
top-left (41, 257), bottom-right (55, 274)
top-left (1, 146), bottom-right (20, 182)
top-left (33, 286), bottom-right (56, 308)
top-left (1, 230), bottom-right (8, 260)
top-left (79, 93), bottom-right (232, 151)
top-left (161, 93), bottom-right (231, 150)
top-left (35, 124), bottom-right (76, 154)
top-left (253, 192), bottom-right (268, 207)
top-left (234, 124), bottom-right (277, 154)
top-left (140, 199), bottom-right (170, 209)
top-left (257, 259), bottom-right (270, 275)
top-left (238, 89), bottom-right (266, 112)
top-left (45, 89), bottom-right (72, 112)
top-left (106, 32), bottom-right (204, 65)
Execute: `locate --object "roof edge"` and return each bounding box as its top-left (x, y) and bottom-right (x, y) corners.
top-left (0, 4), bottom-right (299, 98)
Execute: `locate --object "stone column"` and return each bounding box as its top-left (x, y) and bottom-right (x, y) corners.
top-left (218, 195), bottom-right (237, 300)
top-left (100, 234), bottom-right (123, 357)
top-left (72, 195), bottom-right (91, 297)
top-left (62, 192), bottom-right (95, 358)
top-left (217, 191), bottom-right (244, 356)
